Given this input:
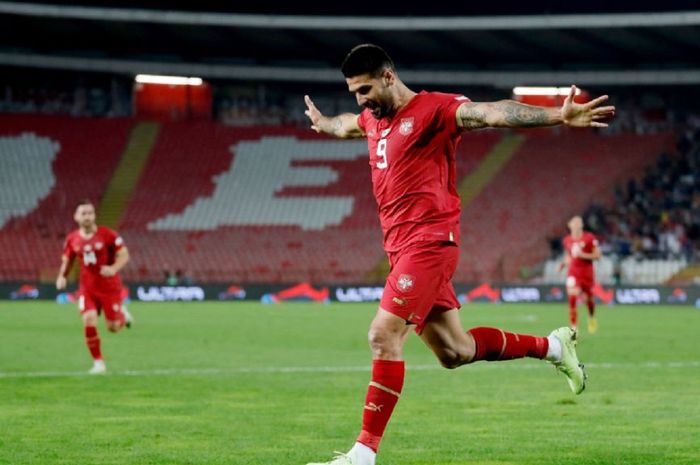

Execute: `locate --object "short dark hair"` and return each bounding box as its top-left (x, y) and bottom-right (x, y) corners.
top-left (75, 198), bottom-right (94, 211)
top-left (341, 44), bottom-right (394, 78)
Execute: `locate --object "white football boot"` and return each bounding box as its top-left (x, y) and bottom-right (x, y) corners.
top-left (549, 327), bottom-right (586, 394)
top-left (89, 359), bottom-right (107, 375)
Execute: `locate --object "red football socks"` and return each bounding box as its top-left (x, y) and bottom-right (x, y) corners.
top-left (357, 360), bottom-right (405, 452)
top-left (467, 327), bottom-right (548, 361)
top-left (569, 295), bottom-right (578, 327)
top-left (586, 296), bottom-right (596, 317)
top-left (84, 326), bottom-right (102, 360)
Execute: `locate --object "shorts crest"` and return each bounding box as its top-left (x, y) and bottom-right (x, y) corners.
top-left (397, 274), bottom-right (415, 292)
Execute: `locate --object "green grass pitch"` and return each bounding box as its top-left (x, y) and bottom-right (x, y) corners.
top-left (1, 301), bottom-right (699, 465)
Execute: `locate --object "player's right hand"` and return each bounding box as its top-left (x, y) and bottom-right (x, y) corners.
top-left (304, 95), bottom-right (323, 133)
top-left (56, 276), bottom-right (66, 290)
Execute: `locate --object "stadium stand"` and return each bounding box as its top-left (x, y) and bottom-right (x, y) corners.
top-left (0, 113), bottom-right (676, 284)
top-left (0, 116), bottom-right (503, 283)
top-left (0, 115), bottom-right (133, 280)
top-left (542, 117), bottom-right (700, 284)
top-left (118, 124), bottom-right (499, 283)
top-left (457, 129), bottom-right (674, 282)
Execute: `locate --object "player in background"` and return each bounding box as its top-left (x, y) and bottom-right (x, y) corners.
top-left (559, 215), bottom-right (602, 333)
top-left (56, 199), bottom-right (133, 374)
top-left (303, 44), bottom-right (615, 465)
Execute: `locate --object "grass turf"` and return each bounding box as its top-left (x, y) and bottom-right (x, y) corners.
top-left (1, 301), bottom-right (699, 465)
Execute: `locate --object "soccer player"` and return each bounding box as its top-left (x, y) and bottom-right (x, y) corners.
top-left (55, 199), bottom-right (133, 374)
top-left (559, 215), bottom-right (602, 333)
top-left (303, 44), bottom-right (615, 465)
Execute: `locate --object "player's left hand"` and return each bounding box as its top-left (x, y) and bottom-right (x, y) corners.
top-left (100, 265), bottom-right (116, 277)
top-left (561, 85), bottom-right (615, 128)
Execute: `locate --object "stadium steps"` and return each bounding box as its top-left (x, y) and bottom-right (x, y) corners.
top-left (457, 134), bottom-right (525, 203)
top-left (667, 264), bottom-right (700, 285)
top-left (97, 122), bottom-right (161, 228)
top-left (363, 134), bottom-right (523, 283)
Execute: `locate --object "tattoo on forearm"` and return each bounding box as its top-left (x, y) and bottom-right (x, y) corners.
top-left (330, 117), bottom-right (343, 133)
top-left (500, 101), bottom-right (551, 127)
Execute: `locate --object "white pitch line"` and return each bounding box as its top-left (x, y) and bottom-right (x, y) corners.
top-left (1, 360), bottom-right (699, 379)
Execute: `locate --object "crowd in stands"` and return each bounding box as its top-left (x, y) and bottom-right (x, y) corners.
top-left (552, 113), bottom-right (700, 262)
top-left (0, 78), bottom-right (131, 117)
top-left (2, 75), bottom-right (687, 133)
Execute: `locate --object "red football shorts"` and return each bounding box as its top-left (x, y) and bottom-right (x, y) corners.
top-left (380, 241), bottom-right (460, 334)
top-left (78, 289), bottom-right (124, 322)
top-left (566, 273), bottom-right (594, 295)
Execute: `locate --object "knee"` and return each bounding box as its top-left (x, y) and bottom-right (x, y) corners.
top-left (368, 327), bottom-right (401, 359)
top-left (106, 322), bottom-right (121, 333)
top-left (82, 313), bottom-right (97, 327)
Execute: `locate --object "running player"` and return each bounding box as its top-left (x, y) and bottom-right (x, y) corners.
top-left (559, 215), bottom-right (602, 333)
top-left (56, 199), bottom-right (133, 374)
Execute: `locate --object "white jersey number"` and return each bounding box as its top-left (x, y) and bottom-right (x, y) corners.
top-left (376, 138), bottom-right (388, 169)
top-left (83, 251), bottom-right (97, 266)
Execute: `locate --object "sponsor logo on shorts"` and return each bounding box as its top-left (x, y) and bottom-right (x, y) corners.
top-left (113, 303), bottom-right (120, 312)
top-left (397, 274), bottom-right (415, 292)
top-left (392, 297), bottom-right (406, 306)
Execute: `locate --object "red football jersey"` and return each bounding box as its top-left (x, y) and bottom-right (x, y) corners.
top-left (563, 232), bottom-right (599, 277)
top-left (357, 91), bottom-right (468, 253)
top-left (62, 226), bottom-right (125, 294)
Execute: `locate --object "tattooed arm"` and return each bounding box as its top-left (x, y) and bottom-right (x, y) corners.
top-left (456, 85), bottom-right (615, 130)
top-left (304, 95), bottom-right (364, 139)
top-left (457, 100), bottom-right (561, 129)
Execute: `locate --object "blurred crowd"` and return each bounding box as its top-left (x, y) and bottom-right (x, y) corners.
top-left (0, 77), bottom-right (131, 118)
top-left (552, 115), bottom-right (700, 262)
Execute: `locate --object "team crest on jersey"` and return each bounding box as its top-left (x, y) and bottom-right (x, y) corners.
top-left (95, 242), bottom-right (103, 250)
top-left (399, 117), bottom-right (414, 135)
top-left (397, 274), bottom-right (415, 292)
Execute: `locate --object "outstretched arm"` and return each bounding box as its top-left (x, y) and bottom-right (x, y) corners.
top-left (457, 85), bottom-right (615, 130)
top-left (304, 95), bottom-right (364, 139)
